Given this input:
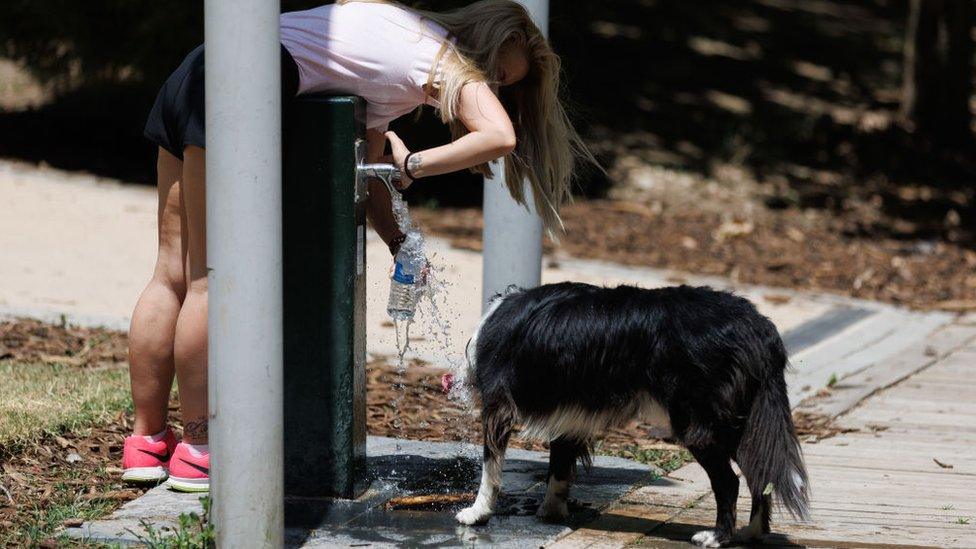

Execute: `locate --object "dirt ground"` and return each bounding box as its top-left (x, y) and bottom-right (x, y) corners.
top-left (414, 192), bottom-right (976, 311)
top-left (0, 415), bottom-right (145, 548)
top-left (0, 318), bottom-right (128, 368)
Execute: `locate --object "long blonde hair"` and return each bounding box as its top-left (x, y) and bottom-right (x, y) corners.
top-left (338, 0), bottom-right (597, 233)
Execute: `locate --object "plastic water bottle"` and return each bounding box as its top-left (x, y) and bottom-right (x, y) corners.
top-left (387, 238), bottom-right (425, 320)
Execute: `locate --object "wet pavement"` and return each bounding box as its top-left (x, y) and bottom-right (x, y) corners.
top-left (66, 437), bottom-right (652, 547)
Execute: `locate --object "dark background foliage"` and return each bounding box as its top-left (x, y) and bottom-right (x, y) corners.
top-left (0, 0), bottom-right (973, 229)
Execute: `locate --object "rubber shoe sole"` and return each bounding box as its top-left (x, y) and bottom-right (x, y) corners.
top-left (121, 466), bottom-right (168, 484)
top-left (166, 476), bottom-right (210, 493)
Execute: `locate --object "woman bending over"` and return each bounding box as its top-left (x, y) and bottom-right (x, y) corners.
top-left (124, 0), bottom-right (595, 491)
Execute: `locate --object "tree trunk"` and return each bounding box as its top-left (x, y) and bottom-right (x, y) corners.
top-left (901, 0), bottom-right (974, 146)
top-left (942, 0), bottom-right (974, 145)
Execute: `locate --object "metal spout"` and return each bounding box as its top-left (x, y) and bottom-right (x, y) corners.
top-left (360, 163), bottom-right (402, 196)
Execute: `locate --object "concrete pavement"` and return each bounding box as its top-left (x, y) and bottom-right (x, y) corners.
top-left (554, 317), bottom-right (976, 548)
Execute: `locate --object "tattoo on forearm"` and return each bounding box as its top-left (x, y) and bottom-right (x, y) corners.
top-left (184, 417), bottom-right (209, 440)
top-left (408, 153), bottom-right (422, 177)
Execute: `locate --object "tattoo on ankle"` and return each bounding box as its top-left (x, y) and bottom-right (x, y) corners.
top-left (184, 417), bottom-right (208, 440)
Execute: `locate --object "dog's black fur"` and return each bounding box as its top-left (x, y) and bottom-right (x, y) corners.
top-left (456, 283), bottom-right (810, 547)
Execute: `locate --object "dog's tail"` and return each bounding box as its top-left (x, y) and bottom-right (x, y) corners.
top-left (736, 342), bottom-right (810, 521)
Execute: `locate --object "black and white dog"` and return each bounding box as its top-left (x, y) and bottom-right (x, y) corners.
top-left (454, 282), bottom-right (809, 547)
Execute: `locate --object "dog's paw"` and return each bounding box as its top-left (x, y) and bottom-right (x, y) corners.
top-left (535, 497), bottom-right (569, 522)
top-left (691, 530), bottom-right (723, 548)
top-left (735, 523), bottom-right (767, 542)
top-left (456, 505), bottom-right (492, 525)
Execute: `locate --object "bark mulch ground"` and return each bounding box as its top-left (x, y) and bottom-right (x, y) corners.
top-left (414, 199), bottom-right (976, 312)
top-left (0, 414), bottom-right (147, 548)
top-left (0, 318), bottom-right (128, 369)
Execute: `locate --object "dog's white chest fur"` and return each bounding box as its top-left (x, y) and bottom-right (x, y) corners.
top-left (519, 392), bottom-right (672, 442)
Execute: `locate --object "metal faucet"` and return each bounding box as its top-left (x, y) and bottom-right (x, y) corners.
top-left (360, 163), bottom-right (402, 196)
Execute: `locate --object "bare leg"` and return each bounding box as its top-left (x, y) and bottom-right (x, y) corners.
top-left (456, 405), bottom-right (514, 525)
top-left (128, 148), bottom-right (187, 436)
top-left (174, 146), bottom-right (209, 444)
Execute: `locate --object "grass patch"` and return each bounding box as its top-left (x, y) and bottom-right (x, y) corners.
top-left (1, 455), bottom-right (141, 548)
top-left (12, 480), bottom-right (118, 547)
top-left (0, 355), bottom-right (135, 547)
top-left (126, 496), bottom-right (215, 549)
top-left (0, 360), bottom-right (130, 455)
top-left (599, 445), bottom-right (694, 475)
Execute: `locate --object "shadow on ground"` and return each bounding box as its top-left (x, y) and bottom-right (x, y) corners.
top-left (549, 0), bottom-right (975, 240)
top-left (284, 453), bottom-right (649, 545)
top-left (633, 520), bottom-right (807, 548)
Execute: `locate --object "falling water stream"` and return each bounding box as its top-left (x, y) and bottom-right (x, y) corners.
top-left (385, 187), bottom-right (474, 466)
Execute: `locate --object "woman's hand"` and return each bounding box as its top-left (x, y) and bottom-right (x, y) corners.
top-left (385, 131), bottom-right (414, 190)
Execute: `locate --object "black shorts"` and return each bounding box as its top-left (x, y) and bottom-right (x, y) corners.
top-left (144, 44), bottom-right (300, 160)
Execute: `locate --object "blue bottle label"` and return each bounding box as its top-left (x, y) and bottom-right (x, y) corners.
top-left (393, 261), bottom-right (415, 284)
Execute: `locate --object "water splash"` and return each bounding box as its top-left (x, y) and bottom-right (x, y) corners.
top-left (385, 187), bottom-right (479, 462)
top-left (386, 190), bottom-right (425, 449)
top-left (390, 318), bottom-right (411, 449)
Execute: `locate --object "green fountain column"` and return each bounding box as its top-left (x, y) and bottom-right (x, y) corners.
top-left (282, 95), bottom-right (368, 499)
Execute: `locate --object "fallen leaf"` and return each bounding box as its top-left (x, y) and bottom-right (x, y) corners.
top-left (79, 490), bottom-right (140, 503)
top-left (764, 293), bottom-right (792, 305)
top-left (934, 299), bottom-right (976, 312)
top-left (595, 201), bottom-right (656, 218)
top-left (786, 227), bottom-right (806, 243)
top-left (39, 354), bottom-right (84, 366)
top-left (713, 220), bottom-right (754, 242)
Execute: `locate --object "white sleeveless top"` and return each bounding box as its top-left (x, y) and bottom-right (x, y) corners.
top-left (280, 2), bottom-right (449, 131)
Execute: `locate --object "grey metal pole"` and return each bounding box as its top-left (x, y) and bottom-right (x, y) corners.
top-left (205, 0), bottom-right (283, 546)
top-left (481, 0), bottom-right (549, 309)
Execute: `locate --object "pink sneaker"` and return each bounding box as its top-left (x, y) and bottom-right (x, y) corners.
top-left (121, 428), bottom-right (178, 484)
top-left (166, 442), bottom-right (210, 492)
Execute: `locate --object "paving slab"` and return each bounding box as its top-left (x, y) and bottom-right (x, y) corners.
top-left (552, 328), bottom-right (976, 549)
top-left (799, 323), bottom-right (976, 419)
top-left (65, 436), bottom-right (652, 547)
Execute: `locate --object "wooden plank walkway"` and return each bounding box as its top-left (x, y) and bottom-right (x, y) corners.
top-left (552, 320), bottom-right (976, 548)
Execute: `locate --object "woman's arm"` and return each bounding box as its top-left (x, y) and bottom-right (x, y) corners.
top-left (368, 81), bottom-right (514, 252)
top-left (364, 128), bottom-right (405, 254)
top-left (385, 81), bottom-right (516, 184)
